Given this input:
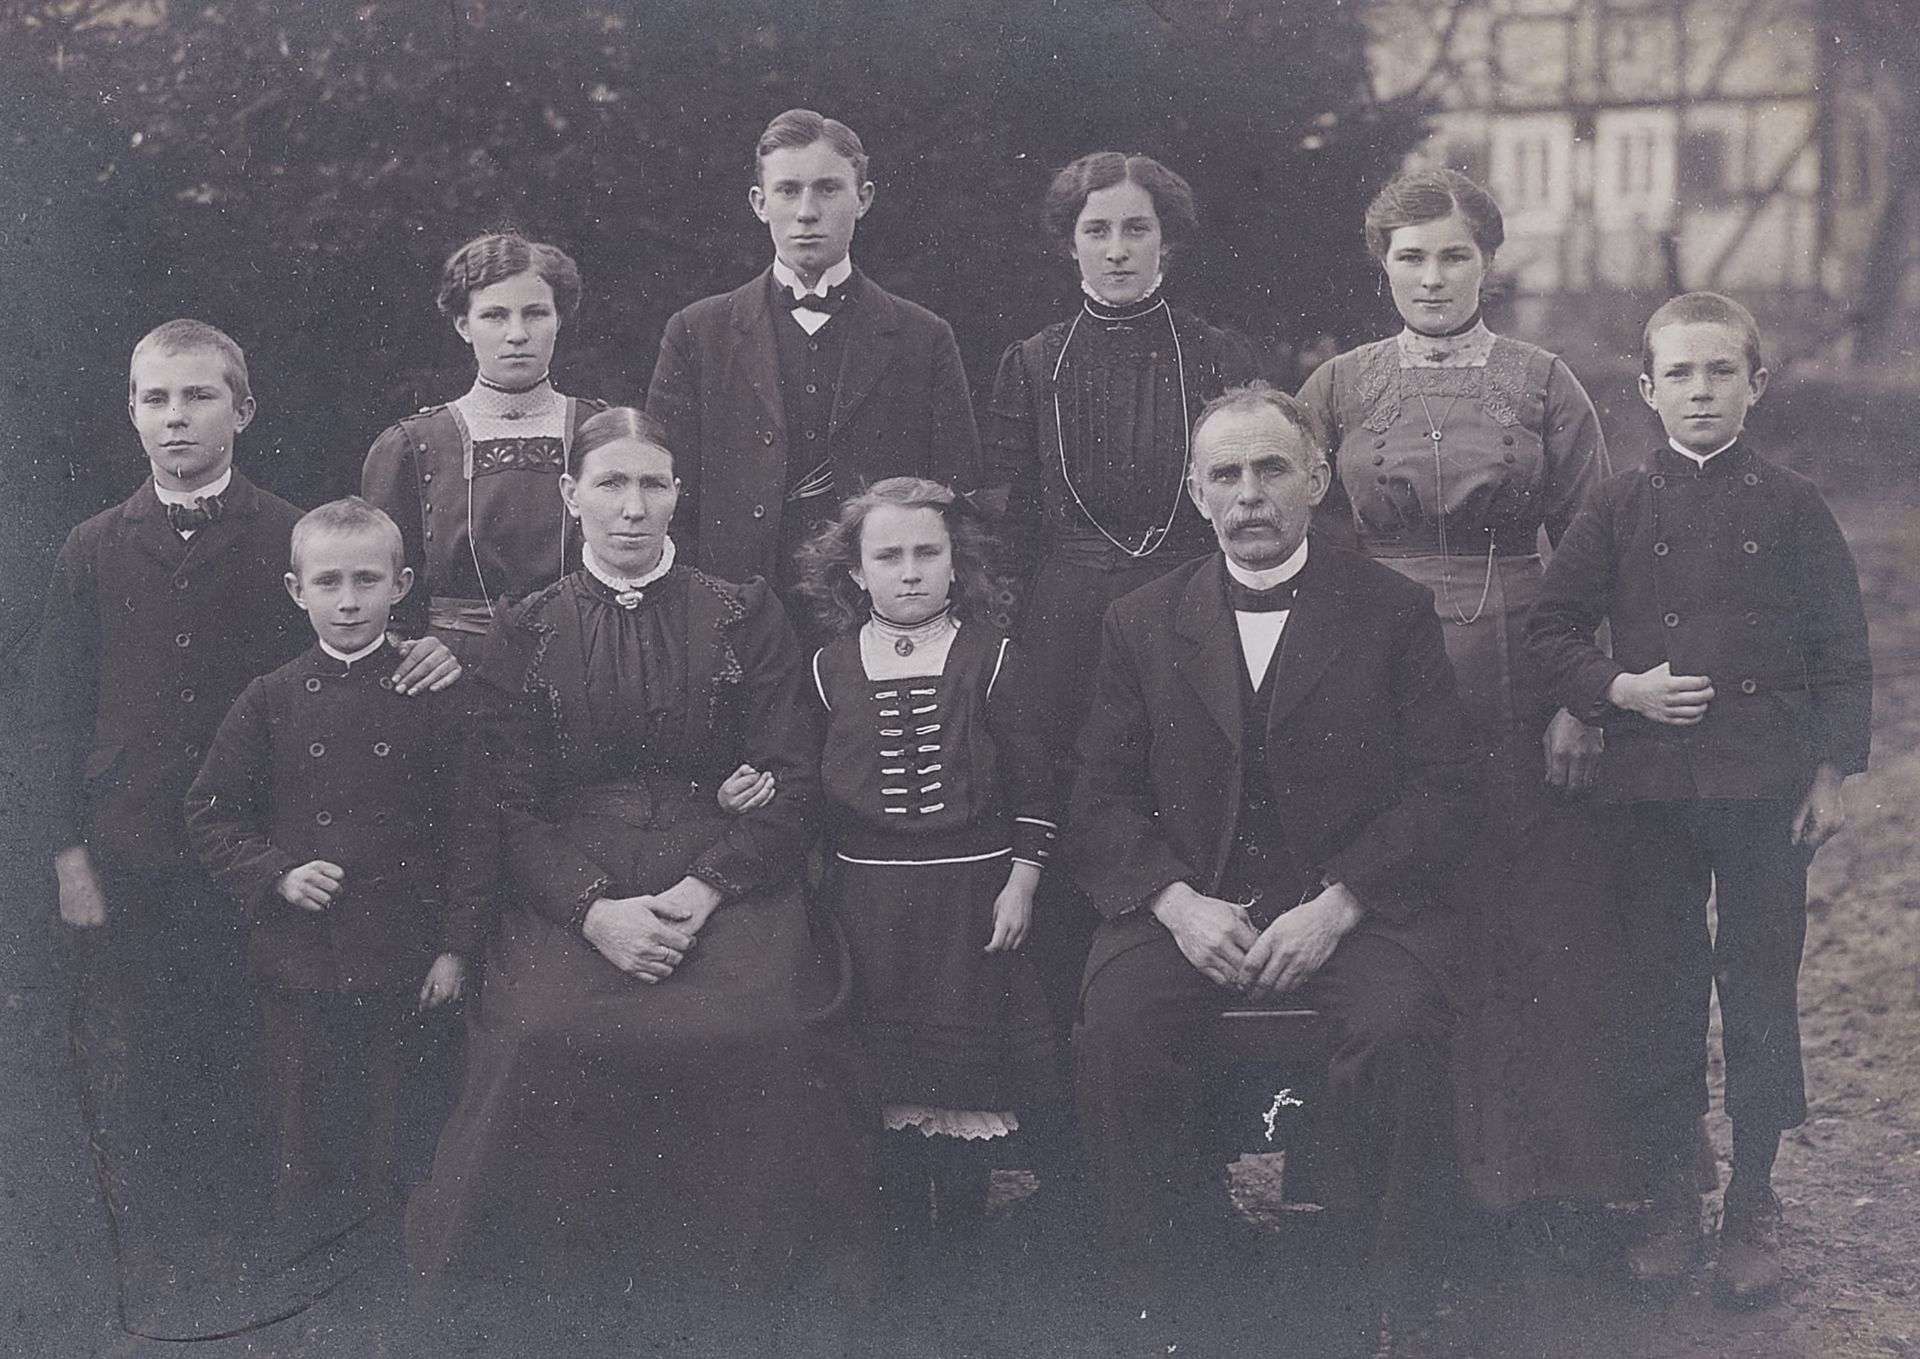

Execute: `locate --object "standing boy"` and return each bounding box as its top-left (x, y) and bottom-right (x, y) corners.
top-left (186, 498), bottom-right (485, 1246)
top-left (1527, 292), bottom-right (1872, 1304)
top-left (29, 320), bottom-right (456, 1337)
top-left (646, 108), bottom-right (979, 594)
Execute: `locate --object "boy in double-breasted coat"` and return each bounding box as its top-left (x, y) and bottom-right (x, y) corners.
top-left (29, 321), bottom-right (458, 1336)
top-left (1527, 292), bottom-right (1872, 1305)
top-left (186, 497), bottom-right (487, 1244)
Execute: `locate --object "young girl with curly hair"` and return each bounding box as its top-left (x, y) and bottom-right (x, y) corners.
top-left (795, 476), bottom-right (1061, 1260)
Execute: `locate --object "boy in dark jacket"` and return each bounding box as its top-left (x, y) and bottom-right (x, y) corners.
top-left (1527, 292), bottom-right (1872, 1304)
top-left (187, 497), bottom-right (485, 1240)
top-left (29, 321), bottom-right (458, 1335)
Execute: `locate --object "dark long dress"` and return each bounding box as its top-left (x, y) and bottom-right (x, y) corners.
top-left (812, 623), bottom-right (1060, 1115)
top-left (405, 567), bottom-right (877, 1338)
top-left (985, 295), bottom-right (1256, 1018)
top-left (1299, 324), bottom-right (1638, 1209)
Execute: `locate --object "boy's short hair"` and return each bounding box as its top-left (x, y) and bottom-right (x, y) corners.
top-left (754, 109), bottom-right (869, 185)
top-left (290, 497), bottom-right (405, 576)
top-left (1188, 379), bottom-right (1331, 475)
top-left (1642, 291), bottom-right (1765, 377)
top-left (129, 319), bottom-right (251, 407)
top-left (436, 232), bottom-right (583, 322)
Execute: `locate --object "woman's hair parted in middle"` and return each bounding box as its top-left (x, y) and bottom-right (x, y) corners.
top-left (1361, 168), bottom-right (1505, 263)
top-left (795, 477), bottom-right (1014, 638)
top-left (568, 405), bottom-right (674, 478)
top-left (436, 232), bottom-right (584, 322)
top-left (1043, 152), bottom-right (1199, 250)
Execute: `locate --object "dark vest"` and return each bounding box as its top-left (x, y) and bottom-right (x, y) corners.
top-left (1219, 629), bottom-right (1308, 918)
top-left (771, 284), bottom-right (854, 576)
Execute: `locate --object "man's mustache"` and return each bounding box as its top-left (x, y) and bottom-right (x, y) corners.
top-left (1224, 511), bottom-right (1286, 535)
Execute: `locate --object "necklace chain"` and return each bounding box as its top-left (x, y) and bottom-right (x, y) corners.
top-left (1416, 390), bottom-right (1495, 626)
top-left (1051, 299), bottom-right (1190, 560)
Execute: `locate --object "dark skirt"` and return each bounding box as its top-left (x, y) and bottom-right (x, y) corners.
top-left (1375, 553), bottom-right (1640, 1209)
top-left (1018, 545), bottom-right (1204, 1027)
top-left (830, 847), bottom-right (1061, 1114)
top-left (405, 784), bottom-right (880, 1310)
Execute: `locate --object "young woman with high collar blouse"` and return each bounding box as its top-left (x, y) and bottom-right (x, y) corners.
top-left (362, 232), bottom-right (606, 664)
top-left (983, 152), bottom-right (1257, 1023)
top-left (1297, 169), bottom-right (1642, 1225)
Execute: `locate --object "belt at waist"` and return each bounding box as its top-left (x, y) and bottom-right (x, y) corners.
top-left (832, 819), bottom-right (1010, 865)
top-left (1361, 523), bottom-right (1539, 558)
top-left (429, 596), bottom-right (498, 635)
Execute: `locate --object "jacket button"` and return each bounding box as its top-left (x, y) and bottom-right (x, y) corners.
top-left (1743, 540), bottom-right (1759, 554)
top-left (1663, 611), bottom-right (1680, 627)
top-left (762, 432), bottom-right (774, 445)
top-left (1740, 678), bottom-right (1758, 695)
top-left (1503, 434), bottom-right (1516, 446)
top-left (422, 471), bottom-right (433, 483)
top-left (1503, 452), bottom-right (1516, 463)
top-left (309, 741), bottom-right (326, 757)
top-left (373, 741), bottom-right (392, 757)
top-left (306, 677), bottom-right (323, 693)
top-left (805, 429), bottom-right (818, 441)
top-left (752, 505), bottom-right (767, 519)
top-left (804, 383), bottom-right (817, 395)
top-left (173, 576), bottom-right (189, 591)
top-left (1650, 474), bottom-right (1666, 489)
top-left (424, 528), bottom-right (434, 540)
top-left (1746, 611), bottom-right (1760, 626)
top-left (1744, 472), bottom-right (1760, 486)
top-left (807, 340), bottom-right (820, 354)
top-left (1653, 542), bottom-right (1669, 556)
top-left (184, 744), bottom-right (200, 761)
top-left (373, 813), bottom-right (389, 828)
top-left (1373, 438), bottom-right (1386, 449)
top-left (1372, 454), bottom-right (1385, 466)
top-left (174, 632), bottom-right (191, 648)
top-left (378, 675), bottom-right (395, 690)
top-left (315, 811), bottom-right (333, 827)
top-left (180, 688), bottom-right (195, 703)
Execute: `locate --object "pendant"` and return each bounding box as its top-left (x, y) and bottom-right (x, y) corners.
top-left (894, 636), bottom-right (915, 657)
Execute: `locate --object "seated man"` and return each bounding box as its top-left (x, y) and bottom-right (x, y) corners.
top-left (1069, 381), bottom-right (1479, 1345)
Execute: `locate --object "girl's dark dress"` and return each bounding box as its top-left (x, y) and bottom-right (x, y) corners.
top-left (812, 623), bottom-right (1059, 1121)
top-left (405, 567), bottom-right (876, 1320)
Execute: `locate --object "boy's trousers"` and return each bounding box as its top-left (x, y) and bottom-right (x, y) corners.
top-left (1616, 798), bottom-right (1813, 1163)
top-left (64, 864), bottom-right (266, 1332)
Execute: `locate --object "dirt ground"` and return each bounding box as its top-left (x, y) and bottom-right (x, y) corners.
top-left (2, 474), bottom-right (1916, 1358)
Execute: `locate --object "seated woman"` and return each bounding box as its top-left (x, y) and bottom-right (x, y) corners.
top-left (362, 232), bottom-right (606, 662)
top-left (405, 407), bottom-right (876, 1345)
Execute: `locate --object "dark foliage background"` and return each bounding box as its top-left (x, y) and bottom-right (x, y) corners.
top-left (1, 0), bottom-right (1425, 523)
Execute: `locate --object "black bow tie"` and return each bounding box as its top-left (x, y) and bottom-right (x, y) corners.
top-left (165, 493), bottom-right (226, 534)
top-left (782, 283), bottom-right (852, 315)
top-left (1228, 578), bottom-right (1298, 613)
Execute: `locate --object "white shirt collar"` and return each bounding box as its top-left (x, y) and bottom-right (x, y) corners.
top-left (584, 536), bottom-right (676, 592)
top-left (319, 634), bottom-right (389, 667)
top-left (1668, 435), bottom-right (1740, 467)
top-left (1224, 536), bottom-right (1310, 592)
top-left (773, 255), bottom-right (853, 301)
top-left (153, 466), bottom-right (233, 508)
